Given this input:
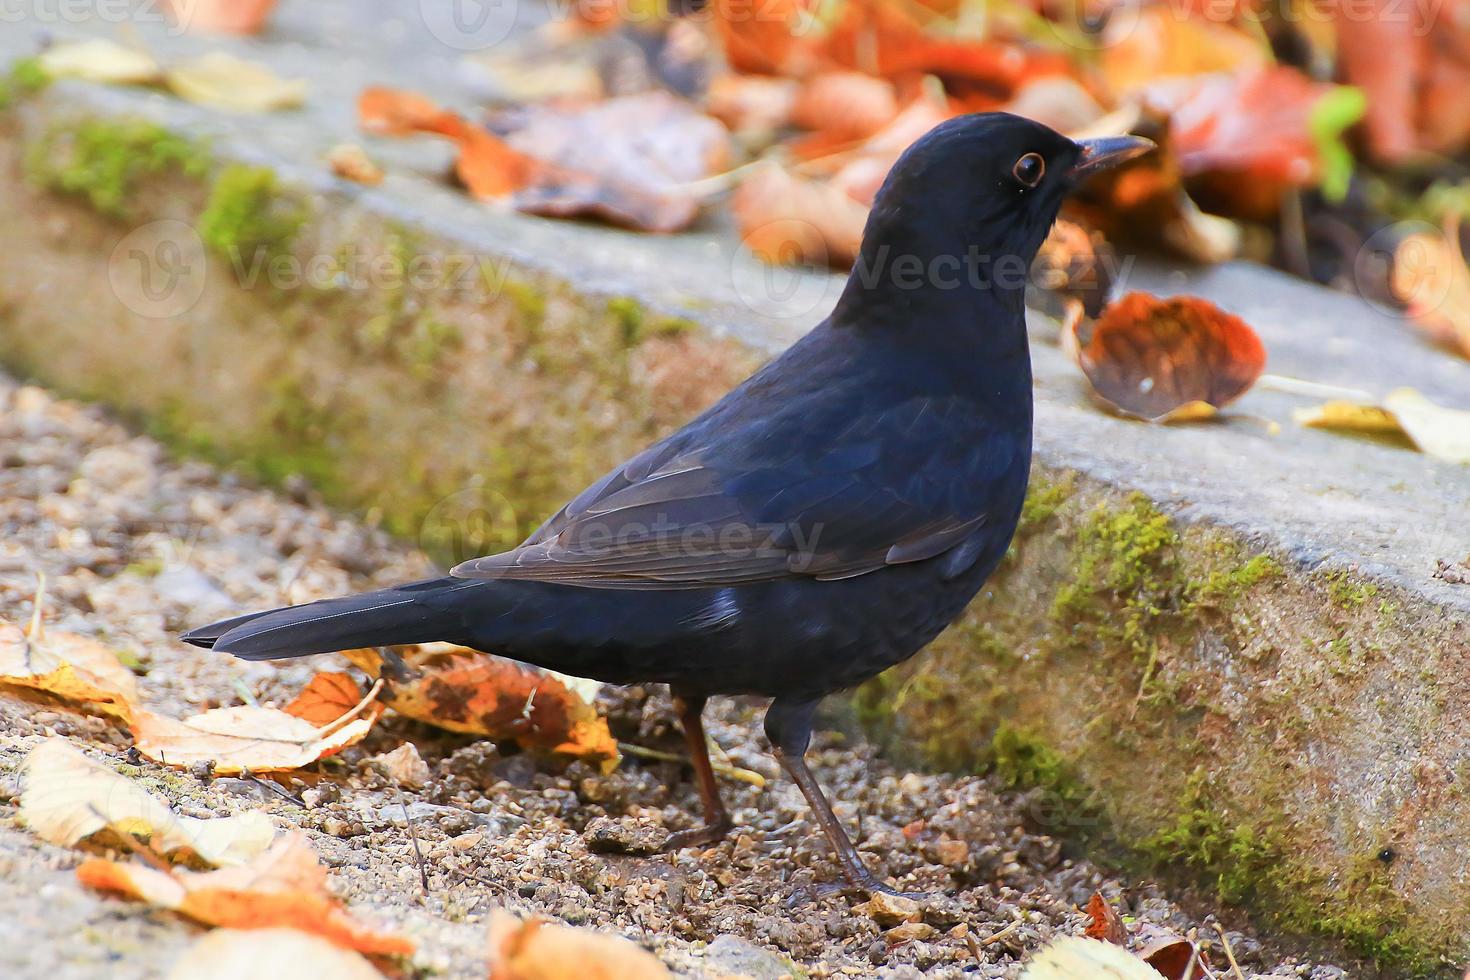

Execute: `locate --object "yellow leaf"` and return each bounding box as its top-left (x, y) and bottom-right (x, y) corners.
top-left (20, 737), bottom-right (275, 867)
top-left (38, 39), bottom-right (161, 85)
top-left (488, 910), bottom-right (670, 980)
top-left (131, 704), bottom-right (373, 774)
top-left (0, 614), bottom-right (138, 722)
top-left (166, 52), bottom-right (306, 112)
top-left (1020, 936), bottom-right (1163, 980)
top-left (1295, 388), bottom-right (1470, 463)
top-left (80, 832), bottom-right (414, 957)
top-left (167, 928), bottom-right (382, 980)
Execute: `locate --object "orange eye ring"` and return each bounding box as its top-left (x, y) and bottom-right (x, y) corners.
top-left (1012, 152), bottom-right (1045, 188)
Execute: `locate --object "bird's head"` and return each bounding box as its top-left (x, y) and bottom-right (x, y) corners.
top-left (844, 113), bottom-right (1152, 315)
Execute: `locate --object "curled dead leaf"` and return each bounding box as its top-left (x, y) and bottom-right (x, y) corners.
top-left (167, 928), bottom-right (381, 980)
top-left (488, 910), bottom-right (670, 980)
top-left (0, 595), bottom-right (137, 722)
top-left (733, 162), bottom-right (868, 269)
top-left (20, 737), bottom-right (275, 867)
top-left (131, 678), bottom-right (379, 774)
top-left (344, 645), bottom-right (618, 772)
top-left (1066, 292), bottom-right (1267, 422)
top-left (1084, 892), bottom-right (1129, 945)
top-left (166, 52), bottom-right (306, 113)
top-left (1138, 931), bottom-right (1211, 980)
top-left (1392, 221), bottom-right (1470, 360)
top-left (80, 832), bottom-right (413, 957)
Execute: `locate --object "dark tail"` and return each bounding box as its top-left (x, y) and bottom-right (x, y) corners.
top-left (182, 576), bottom-right (485, 662)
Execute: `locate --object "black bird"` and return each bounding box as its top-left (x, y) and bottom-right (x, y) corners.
top-left (184, 114), bottom-right (1150, 895)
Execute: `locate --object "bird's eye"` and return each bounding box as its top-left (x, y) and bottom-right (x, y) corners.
top-left (1012, 152), bottom-right (1045, 188)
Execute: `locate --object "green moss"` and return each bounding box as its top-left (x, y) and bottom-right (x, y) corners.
top-left (606, 297), bottom-right (646, 347)
top-left (1189, 554), bottom-right (1282, 609)
top-left (1051, 493), bottom-right (1180, 659)
top-left (1018, 472), bottom-right (1075, 534)
top-left (197, 164), bottom-right (306, 265)
top-left (1325, 570), bottom-right (1380, 609)
top-left (0, 56), bottom-right (49, 109)
top-left (26, 118), bottom-right (209, 217)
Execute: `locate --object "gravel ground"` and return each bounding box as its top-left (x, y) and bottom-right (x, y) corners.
top-left (0, 374), bottom-right (1350, 979)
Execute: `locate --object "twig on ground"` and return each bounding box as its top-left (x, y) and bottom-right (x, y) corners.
top-left (617, 741), bottom-right (766, 788)
top-left (237, 767), bottom-right (306, 807)
top-left (398, 788), bottom-right (430, 897)
top-left (979, 919), bottom-right (1021, 947)
top-left (1213, 923), bottom-right (1248, 980)
top-left (315, 677), bottom-right (384, 738)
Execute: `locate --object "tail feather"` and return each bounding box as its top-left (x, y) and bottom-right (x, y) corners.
top-left (183, 576), bottom-right (481, 662)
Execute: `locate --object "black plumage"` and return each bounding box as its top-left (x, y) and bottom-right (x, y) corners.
top-left (185, 113), bottom-right (1151, 893)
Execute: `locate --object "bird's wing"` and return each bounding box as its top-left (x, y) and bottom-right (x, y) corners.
top-left (451, 396), bottom-right (1017, 590)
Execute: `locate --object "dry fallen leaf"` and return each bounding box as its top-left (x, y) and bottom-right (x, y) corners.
top-left (733, 162), bottom-right (869, 269)
top-left (1137, 930), bottom-right (1212, 980)
top-left (1084, 892), bottom-right (1129, 945)
top-left (38, 39), bottom-right (161, 85)
top-left (488, 910), bottom-right (671, 980)
top-left (1019, 936), bottom-right (1162, 979)
top-left (79, 832), bottom-right (414, 957)
top-left (327, 144), bottom-right (383, 187)
top-left (285, 671), bottom-right (382, 726)
top-left (1067, 292), bottom-right (1267, 422)
top-left (343, 645), bottom-right (619, 772)
top-left (1295, 389), bottom-right (1470, 464)
top-left (0, 591), bottom-right (138, 722)
top-left (166, 52), bottom-right (307, 113)
top-left (790, 72), bottom-right (901, 144)
top-left (1393, 222), bottom-right (1470, 360)
top-left (20, 737), bottom-right (275, 867)
top-left (131, 682), bottom-right (378, 774)
top-left (167, 928), bottom-right (381, 980)
top-left (163, 0), bottom-right (278, 35)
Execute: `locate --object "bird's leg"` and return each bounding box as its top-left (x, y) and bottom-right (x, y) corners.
top-left (764, 698), bottom-right (902, 896)
top-left (662, 693), bottom-right (735, 851)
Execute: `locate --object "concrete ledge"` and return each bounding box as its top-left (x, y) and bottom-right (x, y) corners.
top-left (1, 6), bottom-right (1468, 972)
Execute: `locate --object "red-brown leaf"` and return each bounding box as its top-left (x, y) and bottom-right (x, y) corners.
top-left (1084, 892), bottom-right (1129, 945)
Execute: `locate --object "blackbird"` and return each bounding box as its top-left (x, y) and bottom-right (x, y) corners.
top-left (185, 113), bottom-right (1151, 895)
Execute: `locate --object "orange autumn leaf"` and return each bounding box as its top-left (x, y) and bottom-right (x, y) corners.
top-left (790, 71), bottom-right (900, 143)
top-left (358, 85), bottom-right (456, 136)
top-left (1138, 930), bottom-right (1212, 980)
top-left (1066, 292), bottom-right (1266, 422)
top-left (0, 587), bottom-right (138, 723)
top-left (709, 0), bottom-right (814, 76)
top-left (733, 162), bottom-right (869, 269)
top-left (344, 645), bottom-right (619, 772)
top-left (79, 832), bottom-right (413, 957)
top-left (488, 911), bottom-right (670, 980)
top-left (1083, 892), bottom-right (1128, 945)
top-left (285, 671), bottom-right (384, 727)
top-left (1393, 221), bottom-right (1470, 360)
top-left (1097, 7), bottom-right (1266, 101)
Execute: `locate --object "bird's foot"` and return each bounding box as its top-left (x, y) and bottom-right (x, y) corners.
top-left (661, 817), bottom-right (734, 852)
top-left (843, 868), bottom-right (930, 901)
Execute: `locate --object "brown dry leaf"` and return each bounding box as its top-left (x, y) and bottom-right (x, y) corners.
top-left (709, 0), bottom-right (814, 76)
top-left (488, 910), bottom-right (671, 979)
top-left (1033, 219), bottom-right (1118, 319)
top-left (1098, 7), bottom-right (1266, 100)
top-left (1084, 892), bottom-right (1129, 945)
top-left (1294, 390), bottom-right (1470, 463)
top-left (1067, 292), bottom-right (1267, 422)
top-left (166, 52), bottom-right (306, 113)
top-left (501, 92), bottom-right (730, 233)
top-left (167, 928), bottom-right (381, 980)
top-left (358, 88), bottom-right (535, 199)
top-left (343, 645), bottom-right (618, 772)
top-left (1138, 931), bottom-right (1212, 980)
top-left (162, 0), bottom-right (278, 35)
top-left (704, 74), bottom-right (799, 134)
top-left (358, 85), bottom-right (458, 136)
top-left (20, 737), bottom-right (276, 867)
top-left (1019, 936), bottom-right (1163, 979)
top-left (79, 832), bottom-right (414, 957)
top-left (1392, 222), bottom-right (1470, 359)
top-left (733, 162), bottom-right (869, 269)
top-left (131, 689), bottom-right (377, 774)
top-left (0, 598), bottom-right (138, 722)
top-left (790, 72), bottom-right (901, 144)
top-left (38, 39), bottom-right (161, 85)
